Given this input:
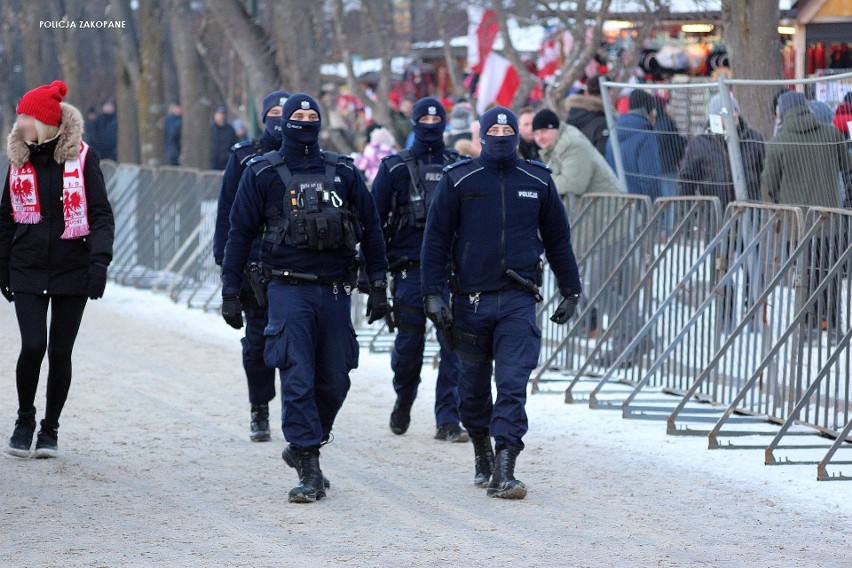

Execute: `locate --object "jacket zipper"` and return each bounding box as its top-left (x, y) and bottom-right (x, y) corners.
top-left (499, 167), bottom-right (506, 274)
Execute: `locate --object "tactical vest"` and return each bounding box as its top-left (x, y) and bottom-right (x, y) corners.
top-left (262, 151), bottom-right (361, 252)
top-left (393, 149), bottom-right (458, 230)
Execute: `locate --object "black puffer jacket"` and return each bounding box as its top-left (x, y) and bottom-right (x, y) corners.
top-left (0, 103), bottom-right (114, 296)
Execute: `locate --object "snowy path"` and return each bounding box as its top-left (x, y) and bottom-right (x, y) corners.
top-left (1, 285), bottom-right (851, 567)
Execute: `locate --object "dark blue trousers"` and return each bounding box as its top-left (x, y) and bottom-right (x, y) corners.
top-left (241, 286), bottom-right (276, 406)
top-left (452, 289), bottom-right (541, 451)
top-left (263, 281), bottom-right (359, 449)
top-left (391, 270), bottom-right (461, 426)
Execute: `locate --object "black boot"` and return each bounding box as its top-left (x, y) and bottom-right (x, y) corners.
top-left (287, 447), bottom-right (327, 503)
top-left (389, 401), bottom-right (412, 435)
top-left (471, 435), bottom-right (494, 488)
top-left (250, 404), bottom-right (271, 442)
top-left (6, 409), bottom-right (37, 458)
top-left (435, 423), bottom-right (471, 443)
top-left (487, 446), bottom-right (526, 499)
top-left (33, 420), bottom-right (59, 459)
top-left (282, 444), bottom-right (331, 489)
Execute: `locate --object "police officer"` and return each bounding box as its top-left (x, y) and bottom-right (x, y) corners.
top-left (421, 106), bottom-right (581, 500)
top-left (372, 97), bottom-right (467, 442)
top-left (222, 93), bottom-right (389, 503)
top-left (214, 89), bottom-right (289, 443)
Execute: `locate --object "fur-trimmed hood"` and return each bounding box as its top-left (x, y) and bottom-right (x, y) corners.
top-left (563, 94), bottom-right (605, 114)
top-left (7, 102), bottom-right (85, 168)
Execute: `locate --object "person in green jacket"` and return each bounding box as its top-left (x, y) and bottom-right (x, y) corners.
top-left (763, 91), bottom-right (852, 334)
top-left (762, 91), bottom-right (852, 208)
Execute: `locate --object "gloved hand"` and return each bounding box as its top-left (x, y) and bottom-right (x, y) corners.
top-left (424, 294), bottom-right (453, 331)
top-left (222, 295), bottom-right (244, 329)
top-left (87, 263), bottom-right (108, 300)
top-left (0, 263), bottom-right (12, 303)
top-left (366, 280), bottom-right (389, 324)
top-left (550, 292), bottom-right (580, 324)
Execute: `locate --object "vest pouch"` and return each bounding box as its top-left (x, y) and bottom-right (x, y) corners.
top-left (286, 209), bottom-right (310, 248)
top-left (305, 209), bottom-right (344, 251)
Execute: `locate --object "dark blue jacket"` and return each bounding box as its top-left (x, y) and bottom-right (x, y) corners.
top-left (421, 154), bottom-right (581, 298)
top-left (606, 111), bottom-right (662, 199)
top-left (213, 130), bottom-right (279, 266)
top-left (371, 139), bottom-right (458, 262)
top-left (221, 138), bottom-right (387, 297)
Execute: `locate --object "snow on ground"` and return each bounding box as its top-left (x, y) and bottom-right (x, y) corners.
top-left (1, 284), bottom-right (851, 567)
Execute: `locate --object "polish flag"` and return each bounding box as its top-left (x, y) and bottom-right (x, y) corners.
top-left (467, 7), bottom-right (499, 74)
top-left (475, 51), bottom-right (520, 115)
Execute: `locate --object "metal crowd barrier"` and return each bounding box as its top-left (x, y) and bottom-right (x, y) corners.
top-left (535, 194), bottom-right (851, 480)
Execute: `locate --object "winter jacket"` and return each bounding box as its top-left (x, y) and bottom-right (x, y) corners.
top-left (606, 111), bottom-right (663, 200)
top-left (165, 114), bottom-right (182, 165)
top-left (421, 154), bottom-right (581, 298)
top-left (210, 122), bottom-right (238, 170)
top-left (654, 107), bottom-right (687, 175)
top-left (90, 111), bottom-right (117, 161)
top-left (354, 141), bottom-right (396, 185)
top-left (678, 118), bottom-right (765, 210)
top-left (762, 106), bottom-right (852, 208)
top-left (0, 103), bottom-right (114, 296)
top-left (564, 94), bottom-right (609, 155)
top-left (539, 123), bottom-right (622, 199)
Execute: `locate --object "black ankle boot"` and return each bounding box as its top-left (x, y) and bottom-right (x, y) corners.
top-left (282, 444), bottom-right (331, 489)
top-left (471, 435), bottom-right (494, 488)
top-left (287, 447), bottom-right (327, 503)
top-left (33, 420), bottom-right (59, 459)
top-left (250, 404), bottom-right (271, 442)
top-left (389, 401), bottom-right (412, 435)
top-left (6, 409), bottom-right (37, 458)
top-left (487, 446), bottom-right (526, 499)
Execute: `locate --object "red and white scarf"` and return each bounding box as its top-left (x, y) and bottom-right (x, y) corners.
top-left (9, 141), bottom-right (90, 239)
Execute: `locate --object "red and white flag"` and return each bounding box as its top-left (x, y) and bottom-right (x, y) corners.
top-left (467, 7), bottom-right (499, 74)
top-left (475, 52), bottom-right (520, 115)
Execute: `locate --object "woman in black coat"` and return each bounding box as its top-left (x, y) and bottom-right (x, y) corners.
top-left (0, 81), bottom-right (114, 458)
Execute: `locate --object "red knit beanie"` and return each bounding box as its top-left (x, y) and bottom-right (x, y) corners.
top-left (17, 80), bottom-right (68, 127)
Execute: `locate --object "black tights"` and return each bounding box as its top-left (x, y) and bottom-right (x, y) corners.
top-left (14, 294), bottom-right (88, 428)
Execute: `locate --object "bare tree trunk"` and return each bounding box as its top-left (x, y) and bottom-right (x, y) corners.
top-left (492, 1), bottom-right (537, 111)
top-left (203, 0), bottom-right (280, 97)
top-left (22, 4), bottom-right (45, 88)
top-left (137, 0), bottom-right (165, 166)
top-left (170, 0), bottom-right (211, 169)
top-left (109, 0), bottom-right (140, 91)
top-left (362, 0), bottom-right (394, 126)
top-left (722, 0), bottom-right (782, 139)
top-left (270, 0), bottom-right (323, 98)
top-left (435, 0), bottom-right (466, 99)
top-left (116, 62), bottom-right (140, 163)
top-left (51, 0), bottom-right (81, 104)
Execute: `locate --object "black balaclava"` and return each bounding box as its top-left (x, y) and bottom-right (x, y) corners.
top-left (411, 97), bottom-right (447, 146)
top-left (281, 93), bottom-right (322, 154)
top-left (262, 89), bottom-right (290, 142)
top-left (479, 106), bottom-right (520, 166)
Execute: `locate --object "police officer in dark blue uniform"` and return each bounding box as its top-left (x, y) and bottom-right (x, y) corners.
top-left (222, 93), bottom-right (389, 503)
top-left (372, 97), bottom-right (467, 442)
top-left (421, 106), bottom-right (581, 500)
top-left (214, 89), bottom-right (289, 443)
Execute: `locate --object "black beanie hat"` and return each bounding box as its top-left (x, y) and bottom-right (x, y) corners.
top-left (628, 90), bottom-right (656, 113)
top-left (262, 90), bottom-right (290, 119)
top-left (532, 108), bottom-right (560, 131)
top-left (282, 93), bottom-right (321, 122)
top-left (411, 97), bottom-right (447, 124)
top-left (479, 106), bottom-right (519, 134)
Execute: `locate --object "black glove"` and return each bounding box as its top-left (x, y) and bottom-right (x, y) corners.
top-left (550, 293), bottom-right (580, 325)
top-left (424, 294), bottom-right (453, 331)
top-left (0, 264), bottom-right (12, 303)
top-left (366, 280), bottom-right (389, 324)
top-left (221, 295), bottom-right (244, 329)
top-left (87, 263), bottom-right (108, 300)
